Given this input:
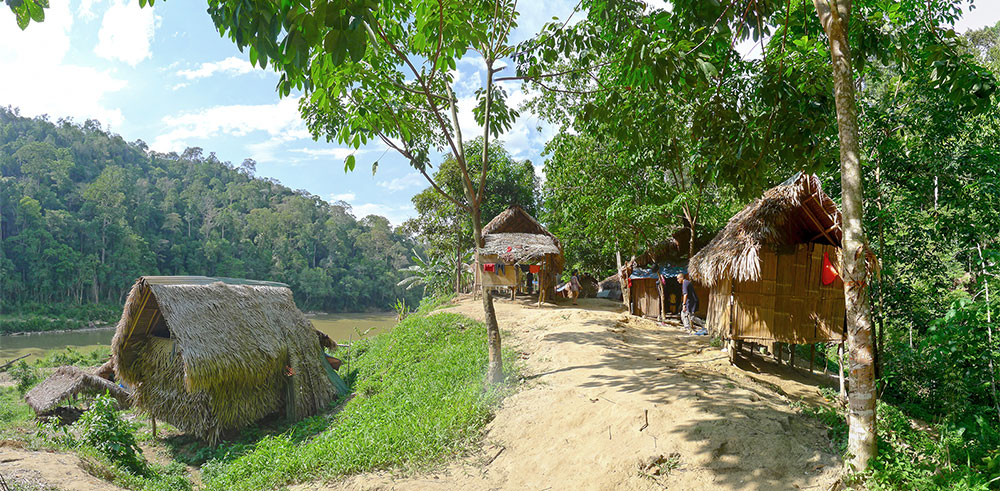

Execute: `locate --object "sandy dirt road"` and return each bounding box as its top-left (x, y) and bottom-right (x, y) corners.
top-left (299, 296), bottom-right (842, 491)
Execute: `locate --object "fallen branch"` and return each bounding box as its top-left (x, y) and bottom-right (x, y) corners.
top-left (0, 354), bottom-right (29, 373)
top-left (639, 409), bottom-right (649, 431)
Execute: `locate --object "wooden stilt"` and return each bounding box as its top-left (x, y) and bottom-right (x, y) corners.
top-left (728, 338), bottom-right (736, 364)
top-left (809, 344), bottom-right (816, 373)
top-left (775, 342), bottom-right (782, 366)
top-left (838, 341), bottom-right (847, 399)
top-left (790, 344), bottom-right (796, 370)
top-left (151, 414), bottom-right (157, 438)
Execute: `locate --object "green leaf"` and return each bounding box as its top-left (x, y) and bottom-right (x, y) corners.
top-left (344, 154), bottom-right (356, 172)
top-left (371, 160), bottom-right (379, 176)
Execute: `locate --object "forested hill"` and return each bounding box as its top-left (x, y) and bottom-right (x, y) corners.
top-left (0, 107), bottom-right (420, 320)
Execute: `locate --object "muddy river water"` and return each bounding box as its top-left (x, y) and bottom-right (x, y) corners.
top-left (0, 312), bottom-right (397, 362)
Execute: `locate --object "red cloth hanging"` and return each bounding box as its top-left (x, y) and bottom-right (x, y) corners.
top-left (822, 251), bottom-right (840, 285)
top-left (484, 263), bottom-right (495, 273)
top-left (529, 264), bottom-right (541, 274)
top-left (627, 278), bottom-right (633, 288)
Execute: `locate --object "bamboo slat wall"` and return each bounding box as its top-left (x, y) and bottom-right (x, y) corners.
top-left (704, 243), bottom-right (845, 344)
top-left (630, 278), bottom-right (660, 319)
top-left (477, 254), bottom-right (518, 287)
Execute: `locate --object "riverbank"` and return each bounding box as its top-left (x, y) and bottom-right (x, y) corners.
top-left (0, 297), bottom-right (517, 490)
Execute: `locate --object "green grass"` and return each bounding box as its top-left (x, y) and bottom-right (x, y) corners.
top-left (31, 346), bottom-right (112, 368)
top-left (200, 310), bottom-right (517, 490)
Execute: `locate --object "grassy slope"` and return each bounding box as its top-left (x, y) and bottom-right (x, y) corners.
top-left (201, 309), bottom-right (517, 490)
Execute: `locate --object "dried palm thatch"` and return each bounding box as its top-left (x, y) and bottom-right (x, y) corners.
top-left (480, 206), bottom-right (564, 270)
top-left (689, 173), bottom-right (841, 287)
top-left (112, 276), bottom-right (335, 444)
top-left (25, 366), bottom-right (131, 415)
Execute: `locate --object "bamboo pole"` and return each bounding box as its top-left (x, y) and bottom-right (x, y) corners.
top-left (838, 341), bottom-right (847, 399)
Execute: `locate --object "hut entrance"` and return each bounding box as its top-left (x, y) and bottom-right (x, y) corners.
top-left (122, 285), bottom-right (172, 341)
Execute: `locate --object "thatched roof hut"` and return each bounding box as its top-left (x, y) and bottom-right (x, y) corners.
top-left (689, 172), bottom-right (840, 287)
top-left (25, 366), bottom-right (131, 416)
top-left (689, 173), bottom-right (846, 348)
top-left (112, 276), bottom-right (336, 444)
top-left (477, 206), bottom-right (564, 302)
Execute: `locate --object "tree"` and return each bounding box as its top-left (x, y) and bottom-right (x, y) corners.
top-left (810, 0), bottom-right (875, 470)
top-left (193, 0), bottom-right (527, 384)
top-left (406, 138), bottom-right (539, 293)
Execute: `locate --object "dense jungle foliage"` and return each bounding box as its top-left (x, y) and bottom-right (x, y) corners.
top-left (0, 107), bottom-right (422, 322)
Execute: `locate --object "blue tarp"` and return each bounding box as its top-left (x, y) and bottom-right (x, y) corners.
top-left (629, 264), bottom-right (689, 280)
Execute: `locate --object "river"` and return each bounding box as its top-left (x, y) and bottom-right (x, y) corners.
top-left (0, 312), bottom-right (398, 363)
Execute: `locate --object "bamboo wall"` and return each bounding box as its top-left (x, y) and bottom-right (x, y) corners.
top-left (631, 279), bottom-right (710, 319)
top-left (704, 243), bottom-right (845, 344)
top-left (630, 278), bottom-right (660, 319)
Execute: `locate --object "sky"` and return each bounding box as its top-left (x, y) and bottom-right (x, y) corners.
top-left (1, 0), bottom-right (998, 226)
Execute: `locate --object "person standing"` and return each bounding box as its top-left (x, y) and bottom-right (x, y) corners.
top-left (570, 270), bottom-right (582, 305)
top-left (677, 273), bottom-right (699, 331)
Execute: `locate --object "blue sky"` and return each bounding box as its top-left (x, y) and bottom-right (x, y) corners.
top-left (1, 0), bottom-right (998, 225)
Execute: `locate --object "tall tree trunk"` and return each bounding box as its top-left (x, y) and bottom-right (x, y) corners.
top-left (471, 204), bottom-right (503, 384)
top-left (977, 244), bottom-right (1000, 423)
top-left (875, 158), bottom-right (886, 383)
top-left (474, 60), bottom-right (503, 385)
top-left (813, 0), bottom-right (876, 472)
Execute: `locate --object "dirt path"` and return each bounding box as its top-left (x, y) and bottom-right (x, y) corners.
top-left (0, 444), bottom-right (125, 491)
top-left (297, 297), bottom-right (842, 491)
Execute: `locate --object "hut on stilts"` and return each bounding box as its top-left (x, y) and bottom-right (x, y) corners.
top-left (111, 276), bottom-right (337, 444)
top-left (689, 173), bottom-right (850, 375)
top-left (475, 206), bottom-right (564, 304)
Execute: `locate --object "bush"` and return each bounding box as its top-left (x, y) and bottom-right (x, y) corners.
top-left (34, 347), bottom-right (111, 368)
top-left (9, 361), bottom-right (42, 394)
top-left (77, 393), bottom-right (147, 477)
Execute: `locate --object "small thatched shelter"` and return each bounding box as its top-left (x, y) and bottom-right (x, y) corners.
top-left (623, 264), bottom-right (709, 321)
top-left (112, 276), bottom-right (336, 444)
top-left (689, 173), bottom-right (846, 352)
top-left (477, 206), bottom-right (564, 302)
top-left (25, 366), bottom-right (131, 416)
top-left (597, 275), bottom-right (623, 301)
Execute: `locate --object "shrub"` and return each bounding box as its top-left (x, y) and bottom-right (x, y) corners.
top-left (76, 393), bottom-right (148, 477)
top-left (9, 361), bottom-right (41, 394)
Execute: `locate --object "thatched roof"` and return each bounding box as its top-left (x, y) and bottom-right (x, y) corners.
top-left (481, 233), bottom-right (561, 263)
top-left (482, 205), bottom-right (557, 240)
top-left (480, 206), bottom-right (564, 269)
top-left (689, 173), bottom-right (841, 286)
top-left (112, 276), bottom-right (335, 443)
top-left (25, 366), bottom-right (131, 415)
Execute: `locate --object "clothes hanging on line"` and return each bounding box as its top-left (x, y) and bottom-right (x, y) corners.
top-left (529, 264), bottom-right (541, 274)
top-left (519, 264), bottom-right (531, 272)
top-left (484, 263), bottom-right (495, 273)
top-left (496, 263), bottom-right (505, 274)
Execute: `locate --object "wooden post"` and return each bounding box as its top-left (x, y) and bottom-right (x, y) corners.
top-left (790, 344), bottom-right (796, 370)
top-left (151, 414), bottom-right (157, 438)
top-left (838, 341), bottom-right (847, 399)
top-left (810, 344), bottom-right (816, 373)
top-left (728, 338), bottom-right (736, 364)
top-left (285, 370), bottom-right (297, 421)
top-left (775, 342), bottom-right (782, 366)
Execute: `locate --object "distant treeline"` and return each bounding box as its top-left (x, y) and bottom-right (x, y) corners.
top-left (0, 107), bottom-right (421, 323)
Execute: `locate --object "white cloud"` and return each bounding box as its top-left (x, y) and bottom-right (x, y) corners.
top-left (94, 0), bottom-right (160, 67)
top-left (151, 97), bottom-right (310, 153)
top-left (0, 3), bottom-right (127, 127)
top-left (329, 192), bottom-right (356, 202)
top-left (77, 0), bottom-right (100, 21)
top-left (377, 172), bottom-right (423, 191)
top-left (351, 202), bottom-right (416, 226)
top-left (171, 82), bottom-right (188, 91)
top-left (290, 147), bottom-right (364, 160)
top-left (176, 56), bottom-right (261, 80)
